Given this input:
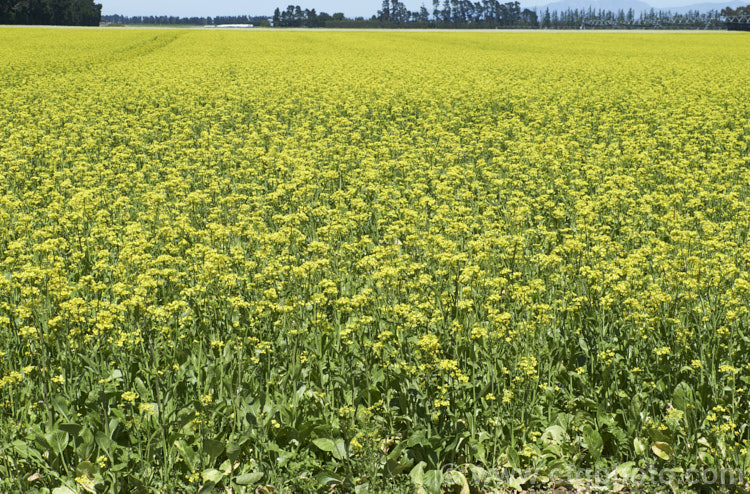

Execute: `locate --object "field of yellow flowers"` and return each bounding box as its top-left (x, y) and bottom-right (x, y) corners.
top-left (1, 28), bottom-right (750, 493)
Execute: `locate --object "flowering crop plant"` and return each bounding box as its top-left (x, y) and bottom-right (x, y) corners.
top-left (1, 28), bottom-right (750, 493)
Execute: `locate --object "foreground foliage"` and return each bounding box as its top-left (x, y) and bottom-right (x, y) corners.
top-left (1, 29), bottom-right (750, 493)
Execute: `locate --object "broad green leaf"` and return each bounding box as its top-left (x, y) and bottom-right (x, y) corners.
top-left (506, 446), bottom-right (520, 468)
top-left (698, 451), bottom-right (714, 466)
top-left (633, 437), bottom-right (647, 456)
top-left (444, 469), bottom-right (470, 494)
top-left (314, 471), bottom-right (342, 486)
top-left (312, 437), bottom-right (335, 453)
top-left (332, 438), bottom-right (347, 460)
top-left (174, 440), bottom-right (199, 470)
top-left (583, 425), bottom-right (603, 460)
top-left (423, 469), bottom-right (443, 494)
top-left (45, 430), bottom-right (69, 453)
top-left (76, 461), bottom-right (98, 478)
top-left (219, 459), bottom-right (233, 475)
top-left (609, 461), bottom-right (636, 479)
top-left (12, 440), bottom-right (42, 461)
top-left (541, 425), bottom-right (566, 445)
top-left (672, 382), bottom-right (693, 411)
top-left (235, 472), bottom-right (263, 485)
top-left (197, 481), bottom-right (216, 493)
top-left (52, 486), bottom-right (76, 494)
top-left (652, 441), bottom-right (673, 461)
top-left (410, 461), bottom-right (426, 486)
top-left (202, 468), bottom-right (224, 483)
top-left (59, 423), bottom-right (83, 437)
top-left (95, 432), bottom-right (116, 456)
top-left (52, 396), bottom-right (71, 421)
top-left (507, 475), bottom-right (525, 491)
top-left (203, 438), bottom-right (224, 460)
top-left (226, 442), bottom-right (241, 461)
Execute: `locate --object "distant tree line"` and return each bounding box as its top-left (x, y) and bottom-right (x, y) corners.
top-left (101, 1), bottom-right (749, 30)
top-left (541, 7), bottom-right (724, 28)
top-left (721, 4), bottom-right (750, 14)
top-left (271, 1), bottom-right (538, 28)
top-left (101, 15), bottom-right (271, 27)
top-left (721, 4), bottom-right (750, 29)
top-left (0, 0), bottom-right (101, 25)
top-left (272, 6), bottom-right (346, 27)
top-left (273, 1), bottom-right (730, 29)
top-left (381, 0), bottom-right (539, 27)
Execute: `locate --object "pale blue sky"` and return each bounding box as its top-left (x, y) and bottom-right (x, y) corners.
top-left (101, 1), bottom-right (429, 18)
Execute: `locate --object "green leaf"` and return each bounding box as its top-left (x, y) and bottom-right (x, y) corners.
top-left (652, 441), bottom-right (673, 461)
top-left (423, 469), bottom-right (443, 494)
top-left (52, 396), bottom-right (72, 421)
top-left (219, 459), bottom-right (233, 475)
top-left (12, 440), bottom-right (42, 461)
top-left (235, 472), bottom-right (263, 485)
top-left (633, 437), bottom-right (647, 456)
top-left (506, 474), bottom-right (525, 491)
top-left (76, 461), bottom-right (98, 478)
top-left (698, 451), bottom-right (714, 466)
top-left (410, 461), bottom-right (426, 486)
top-left (95, 432), bottom-right (116, 455)
top-left (314, 471), bottom-right (342, 486)
top-left (672, 382), bottom-right (693, 411)
top-left (203, 439), bottom-right (224, 461)
top-left (59, 423), bottom-right (83, 437)
top-left (444, 469), bottom-right (470, 494)
top-left (506, 446), bottom-right (520, 468)
top-left (332, 438), bottom-right (347, 460)
top-left (45, 430), bottom-right (70, 454)
top-left (174, 440), bottom-right (199, 471)
top-left (52, 486), bottom-right (76, 494)
top-left (583, 425), bottom-right (603, 460)
top-left (312, 438), bottom-right (336, 453)
top-left (609, 461), bottom-right (636, 480)
top-left (197, 481), bottom-right (216, 493)
top-left (202, 468), bottom-right (224, 483)
top-left (312, 437), bottom-right (347, 460)
top-left (226, 442), bottom-right (241, 461)
top-left (541, 425), bottom-right (566, 445)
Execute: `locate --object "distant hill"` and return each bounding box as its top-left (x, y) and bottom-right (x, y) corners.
top-left (662, 0), bottom-right (746, 13)
top-left (532, 0), bottom-right (744, 12)
top-left (539, 0), bottom-right (651, 12)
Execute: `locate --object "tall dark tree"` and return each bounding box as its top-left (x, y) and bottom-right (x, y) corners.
top-left (379, 0), bottom-right (390, 21)
top-left (0, 0), bottom-right (101, 25)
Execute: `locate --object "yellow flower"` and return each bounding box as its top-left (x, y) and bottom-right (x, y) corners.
top-left (121, 391), bottom-right (139, 404)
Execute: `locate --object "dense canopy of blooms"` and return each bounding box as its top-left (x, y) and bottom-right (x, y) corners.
top-left (1, 29), bottom-right (749, 492)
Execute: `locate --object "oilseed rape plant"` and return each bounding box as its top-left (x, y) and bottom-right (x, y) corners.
top-left (1, 28), bottom-right (750, 493)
